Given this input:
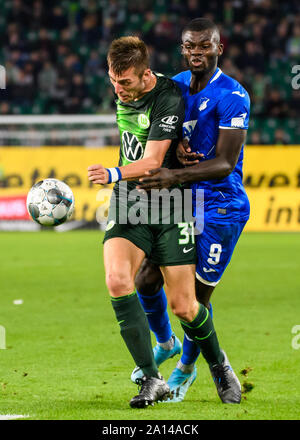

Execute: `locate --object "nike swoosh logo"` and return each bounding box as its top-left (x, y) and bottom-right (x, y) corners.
top-left (203, 267), bottom-right (216, 273)
top-left (183, 247), bottom-right (194, 253)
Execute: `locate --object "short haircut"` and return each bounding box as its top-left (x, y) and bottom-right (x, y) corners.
top-left (107, 36), bottom-right (150, 77)
top-left (182, 18), bottom-right (220, 41)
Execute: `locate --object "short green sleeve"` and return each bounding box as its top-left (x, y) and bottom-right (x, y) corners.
top-left (147, 89), bottom-right (185, 141)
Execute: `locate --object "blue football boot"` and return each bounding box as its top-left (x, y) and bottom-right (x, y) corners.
top-left (162, 365), bottom-right (197, 403)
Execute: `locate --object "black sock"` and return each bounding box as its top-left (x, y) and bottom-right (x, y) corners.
top-left (111, 292), bottom-right (159, 377)
top-left (180, 303), bottom-right (224, 367)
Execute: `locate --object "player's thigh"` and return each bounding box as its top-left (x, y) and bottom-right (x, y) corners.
top-left (160, 264), bottom-right (198, 321)
top-left (150, 221), bottom-right (197, 267)
top-left (195, 221), bottom-right (246, 288)
top-left (104, 237), bottom-right (146, 297)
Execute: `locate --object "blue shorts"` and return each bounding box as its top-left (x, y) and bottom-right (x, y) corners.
top-left (195, 221), bottom-right (247, 286)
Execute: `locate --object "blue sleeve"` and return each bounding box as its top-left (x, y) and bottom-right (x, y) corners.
top-left (172, 72), bottom-right (185, 82)
top-left (217, 90), bottom-right (250, 130)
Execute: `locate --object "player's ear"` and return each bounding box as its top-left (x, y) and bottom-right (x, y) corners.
top-left (218, 43), bottom-right (224, 56)
top-left (142, 68), bottom-right (151, 81)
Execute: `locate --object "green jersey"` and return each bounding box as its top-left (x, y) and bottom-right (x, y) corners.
top-left (104, 74), bottom-right (196, 265)
top-left (115, 73), bottom-right (185, 191)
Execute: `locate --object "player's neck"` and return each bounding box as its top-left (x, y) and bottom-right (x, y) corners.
top-left (189, 67), bottom-right (218, 95)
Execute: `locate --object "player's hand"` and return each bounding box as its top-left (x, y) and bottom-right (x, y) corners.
top-left (87, 164), bottom-right (109, 185)
top-left (137, 168), bottom-right (177, 190)
top-left (177, 139), bottom-right (204, 166)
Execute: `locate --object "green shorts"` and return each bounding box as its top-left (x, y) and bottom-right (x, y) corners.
top-left (103, 189), bottom-right (196, 267)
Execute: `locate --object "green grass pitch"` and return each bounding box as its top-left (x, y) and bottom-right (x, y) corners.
top-left (0, 231), bottom-right (299, 420)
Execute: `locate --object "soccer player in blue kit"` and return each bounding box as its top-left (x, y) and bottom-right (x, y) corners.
top-left (132, 18), bottom-right (250, 404)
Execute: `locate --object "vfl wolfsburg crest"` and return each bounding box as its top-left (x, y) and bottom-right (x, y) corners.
top-left (122, 131), bottom-right (144, 162)
top-left (138, 113), bottom-right (150, 129)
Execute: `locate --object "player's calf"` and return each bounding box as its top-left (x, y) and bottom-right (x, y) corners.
top-left (135, 259), bottom-right (164, 295)
top-left (180, 303), bottom-right (224, 367)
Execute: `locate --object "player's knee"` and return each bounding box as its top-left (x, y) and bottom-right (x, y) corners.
top-left (135, 262), bottom-right (163, 296)
top-left (169, 300), bottom-right (196, 323)
top-left (106, 271), bottom-right (134, 297)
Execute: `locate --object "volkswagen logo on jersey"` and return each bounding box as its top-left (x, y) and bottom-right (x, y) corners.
top-left (122, 131), bottom-right (144, 162)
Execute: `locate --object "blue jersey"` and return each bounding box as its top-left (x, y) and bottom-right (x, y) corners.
top-left (172, 68), bottom-right (250, 224)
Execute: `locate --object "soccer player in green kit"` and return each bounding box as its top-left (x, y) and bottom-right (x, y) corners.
top-left (88, 36), bottom-right (225, 408)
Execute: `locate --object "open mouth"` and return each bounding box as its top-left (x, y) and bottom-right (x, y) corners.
top-left (191, 58), bottom-right (204, 66)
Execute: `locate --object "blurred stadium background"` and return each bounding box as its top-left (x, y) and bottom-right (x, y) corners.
top-left (0, 0), bottom-right (299, 231)
top-left (0, 0), bottom-right (300, 422)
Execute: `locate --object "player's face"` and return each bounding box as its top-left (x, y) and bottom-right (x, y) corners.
top-left (108, 66), bottom-right (149, 102)
top-left (181, 29), bottom-right (223, 74)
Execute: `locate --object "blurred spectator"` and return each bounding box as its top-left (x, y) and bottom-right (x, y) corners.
top-left (12, 63), bottom-right (35, 105)
top-left (38, 61), bottom-right (57, 96)
top-left (7, 0), bottom-right (30, 27)
top-left (49, 77), bottom-right (69, 113)
top-left (289, 90), bottom-right (300, 119)
top-left (69, 74), bottom-right (87, 101)
top-left (59, 53), bottom-right (82, 78)
top-left (274, 128), bottom-right (291, 145)
top-left (63, 74), bottom-right (88, 113)
top-left (50, 6), bottom-right (69, 31)
top-left (0, 102), bottom-right (12, 115)
top-left (264, 89), bottom-right (289, 118)
top-left (0, 0), bottom-right (298, 145)
top-left (236, 40), bottom-right (265, 74)
top-left (31, 28), bottom-right (56, 62)
top-left (85, 50), bottom-right (104, 75)
top-left (80, 14), bottom-right (102, 45)
top-left (30, 0), bottom-right (48, 30)
top-left (247, 130), bottom-right (264, 145)
top-left (286, 24), bottom-right (300, 57)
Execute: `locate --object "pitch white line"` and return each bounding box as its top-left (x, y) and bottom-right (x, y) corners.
top-left (0, 414), bottom-right (29, 420)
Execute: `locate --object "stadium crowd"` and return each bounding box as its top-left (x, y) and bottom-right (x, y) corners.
top-left (0, 0), bottom-right (299, 144)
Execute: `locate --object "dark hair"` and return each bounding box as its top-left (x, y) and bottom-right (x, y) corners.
top-left (107, 36), bottom-right (150, 77)
top-left (182, 18), bottom-right (220, 39)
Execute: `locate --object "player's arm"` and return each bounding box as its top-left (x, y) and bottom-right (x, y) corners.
top-left (88, 86), bottom-right (185, 185)
top-left (137, 128), bottom-right (246, 188)
top-left (138, 89), bottom-right (250, 189)
top-left (174, 128), bottom-right (246, 183)
top-left (87, 139), bottom-right (172, 184)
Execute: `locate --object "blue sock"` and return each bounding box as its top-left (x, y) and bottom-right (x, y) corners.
top-left (137, 288), bottom-right (172, 343)
top-left (181, 303), bottom-right (213, 365)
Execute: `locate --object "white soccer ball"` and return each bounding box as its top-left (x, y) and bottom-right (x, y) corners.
top-left (26, 178), bottom-right (75, 226)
